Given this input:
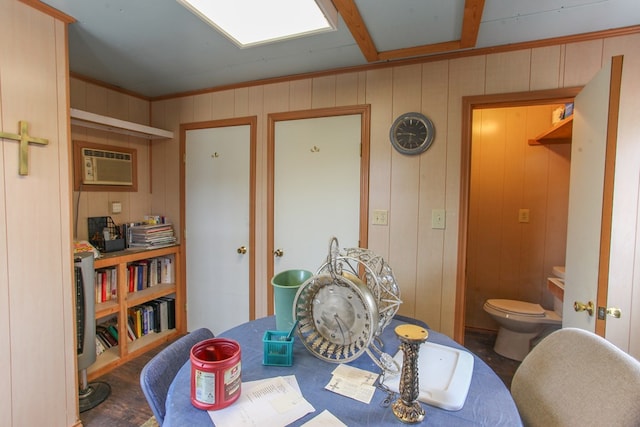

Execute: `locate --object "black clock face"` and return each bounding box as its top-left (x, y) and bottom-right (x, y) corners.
top-left (390, 113), bottom-right (435, 155)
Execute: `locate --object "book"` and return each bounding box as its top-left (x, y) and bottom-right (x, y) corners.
top-left (127, 316), bottom-right (137, 341)
top-left (106, 324), bottom-right (119, 342)
top-left (97, 325), bottom-right (117, 347)
top-left (128, 265), bottom-right (135, 293)
top-left (158, 299), bottom-right (169, 332)
top-left (160, 296), bottom-right (176, 330)
top-left (129, 307), bottom-right (142, 338)
top-left (109, 267), bottom-right (118, 300)
top-left (160, 257), bottom-right (174, 284)
top-left (100, 271), bottom-right (107, 302)
top-left (95, 336), bottom-right (107, 355)
top-left (128, 223), bottom-right (177, 249)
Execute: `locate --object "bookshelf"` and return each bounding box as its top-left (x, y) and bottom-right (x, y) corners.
top-left (88, 244), bottom-right (183, 380)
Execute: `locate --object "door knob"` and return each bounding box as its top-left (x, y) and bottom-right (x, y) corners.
top-left (574, 300), bottom-right (594, 316)
top-left (274, 248), bottom-right (284, 257)
top-left (237, 246), bottom-right (247, 254)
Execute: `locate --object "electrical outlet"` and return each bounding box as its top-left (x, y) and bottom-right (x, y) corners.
top-left (372, 209), bottom-right (388, 225)
top-left (432, 209), bottom-right (445, 229)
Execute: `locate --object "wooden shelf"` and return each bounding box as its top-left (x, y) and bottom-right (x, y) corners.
top-left (529, 115), bottom-right (573, 145)
top-left (70, 108), bottom-right (174, 140)
top-left (126, 282), bottom-right (176, 308)
top-left (88, 244), bottom-right (183, 381)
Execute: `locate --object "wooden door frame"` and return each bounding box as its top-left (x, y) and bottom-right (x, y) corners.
top-left (179, 116), bottom-right (258, 322)
top-left (266, 105), bottom-right (371, 315)
top-left (454, 88), bottom-right (583, 343)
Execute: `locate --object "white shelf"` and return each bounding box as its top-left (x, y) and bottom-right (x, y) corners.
top-left (70, 108), bottom-right (174, 139)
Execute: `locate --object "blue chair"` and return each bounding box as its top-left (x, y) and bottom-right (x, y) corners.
top-left (140, 328), bottom-right (214, 425)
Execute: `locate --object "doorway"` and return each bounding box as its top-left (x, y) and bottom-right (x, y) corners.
top-left (266, 105), bottom-right (371, 315)
top-left (180, 117), bottom-right (257, 334)
top-left (454, 88), bottom-right (581, 342)
top-left (465, 103), bottom-right (572, 331)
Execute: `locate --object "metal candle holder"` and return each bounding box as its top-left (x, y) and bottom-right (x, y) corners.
top-left (392, 324), bottom-right (429, 423)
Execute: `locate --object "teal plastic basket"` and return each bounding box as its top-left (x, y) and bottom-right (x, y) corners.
top-left (262, 330), bottom-right (294, 366)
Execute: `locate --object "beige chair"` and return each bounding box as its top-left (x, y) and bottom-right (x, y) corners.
top-left (511, 327), bottom-right (640, 426)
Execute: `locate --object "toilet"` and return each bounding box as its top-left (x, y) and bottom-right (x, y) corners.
top-left (483, 298), bottom-right (561, 361)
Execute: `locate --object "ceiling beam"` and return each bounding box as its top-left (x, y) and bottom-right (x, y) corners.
top-left (460, 0), bottom-right (485, 48)
top-left (335, 0), bottom-right (486, 63)
top-left (331, 0), bottom-right (379, 62)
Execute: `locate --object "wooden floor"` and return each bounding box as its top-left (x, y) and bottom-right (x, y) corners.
top-left (79, 340), bottom-right (171, 427)
top-left (80, 328), bottom-right (519, 426)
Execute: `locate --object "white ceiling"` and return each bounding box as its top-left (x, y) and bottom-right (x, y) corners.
top-left (42, 0), bottom-right (640, 98)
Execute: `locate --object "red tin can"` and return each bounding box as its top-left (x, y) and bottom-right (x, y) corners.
top-left (190, 338), bottom-right (242, 410)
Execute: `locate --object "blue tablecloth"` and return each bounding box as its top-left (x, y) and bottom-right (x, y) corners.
top-left (164, 316), bottom-right (522, 426)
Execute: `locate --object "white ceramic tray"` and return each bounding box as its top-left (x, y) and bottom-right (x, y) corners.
top-left (383, 341), bottom-right (474, 411)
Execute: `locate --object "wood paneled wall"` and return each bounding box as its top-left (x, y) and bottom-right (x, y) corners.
top-left (147, 33), bottom-right (640, 338)
top-left (69, 79), bottom-right (155, 241)
top-left (1, 1), bottom-right (77, 425)
top-left (466, 105), bottom-right (571, 331)
top-left (70, 33), bottom-right (640, 340)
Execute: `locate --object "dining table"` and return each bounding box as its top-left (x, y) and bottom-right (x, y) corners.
top-left (163, 315), bottom-right (522, 426)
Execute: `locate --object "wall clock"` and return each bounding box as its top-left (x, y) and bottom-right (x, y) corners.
top-left (389, 112), bottom-right (435, 155)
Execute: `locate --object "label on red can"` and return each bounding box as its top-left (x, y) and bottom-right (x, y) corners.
top-left (194, 369), bottom-right (216, 404)
top-left (224, 361), bottom-right (242, 400)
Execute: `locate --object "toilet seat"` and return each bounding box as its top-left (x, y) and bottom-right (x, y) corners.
top-left (485, 299), bottom-right (545, 317)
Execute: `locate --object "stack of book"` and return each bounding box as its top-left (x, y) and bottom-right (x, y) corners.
top-left (128, 223), bottom-right (176, 249)
top-left (127, 296), bottom-right (176, 339)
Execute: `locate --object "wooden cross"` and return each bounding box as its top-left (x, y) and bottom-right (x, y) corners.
top-left (0, 120), bottom-right (49, 175)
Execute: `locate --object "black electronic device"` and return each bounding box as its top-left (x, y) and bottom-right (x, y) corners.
top-left (74, 252), bottom-right (110, 412)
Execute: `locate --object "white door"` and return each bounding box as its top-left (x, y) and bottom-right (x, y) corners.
top-left (274, 115), bottom-right (362, 273)
top-left (185, 125), bottom-right (251, 334)
top-left (563, 58), bottom-right (620, 331)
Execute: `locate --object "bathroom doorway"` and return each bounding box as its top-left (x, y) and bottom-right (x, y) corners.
top-left (456, 88), bottom-right (581, 339)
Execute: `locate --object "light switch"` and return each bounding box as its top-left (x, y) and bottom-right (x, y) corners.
top-left (518, 208), bottom-right (530, 223)
top-left (432, 209), bottom-right (445, 229)
top-left (372, 209), bottom-right (388, 225)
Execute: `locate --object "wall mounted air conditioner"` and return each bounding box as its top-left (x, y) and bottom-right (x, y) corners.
top-left (82, 146), bottom-right (133, 186)
top-left (73, 140), bottom-right (138, 192)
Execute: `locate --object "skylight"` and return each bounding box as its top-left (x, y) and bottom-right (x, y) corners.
top-left (177, 0), bottom-right (338, 48)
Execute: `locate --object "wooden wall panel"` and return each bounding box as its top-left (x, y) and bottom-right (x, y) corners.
top-left (364, 68), bottom-right (393, 259)
top-left (193, 92), bottom-right (213, 121)
top-left (443, 55), bottom-right (486, 334)
top-left (485, 50), bottom-right (532, 94)
top-left (212, 89), bottom-right (235, 119)
top-left (311, 75), bottom-right (336, 108)
top-left (530, 45), bottom-right (563, 90)
top-left (389, 64), bottom-right (422, 316)
top-left (289, 79), bottom-right (312, 111)
top-left (416, 61), bottom-right (449, 330)
top-left (141, 33), bottom-right (640, 339)
top-left (335, 72), bottom-right (360, 106)
top-left (1, 1), bottom-right (75, 425)
top-left (234, 87), bottom-right (250, 117)
top-left (70, 79), bottom-right (156, 241)
top-left (563, 39), bottom-right (604, 87)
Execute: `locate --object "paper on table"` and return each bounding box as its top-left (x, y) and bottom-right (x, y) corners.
top-left (331, 364), bottom-right (378, 385)
top-left (301, 409), bottom-right (347, 427)
top-left (208, 375), bottom-right (315, 427)
top-left (324, 364), bottom-right (378, 404)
